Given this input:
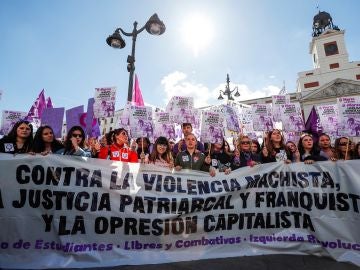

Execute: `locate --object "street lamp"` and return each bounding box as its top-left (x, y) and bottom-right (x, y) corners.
top-left (106, 13), bottom-right (166, 102)
top-left (217, 74), bottom-right (240, 101)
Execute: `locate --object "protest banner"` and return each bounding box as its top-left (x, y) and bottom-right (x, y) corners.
top-left (0, 110), bottom-right (27, 135)
top-left (40, 108), bottom-right (65, 138)
top-left (337, 96), bottom-right (360, 136)
top-left (251, 104), bottom-right (273, 132)
top-left (0, 154), bottom-right (360, 268)
top-left (93, 87), bottom-right (116, 118)
top-left (200, 111), bottom-right (224, 144)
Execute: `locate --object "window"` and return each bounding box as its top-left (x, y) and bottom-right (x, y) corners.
top-left (324, 42), bottom-right (339, 56)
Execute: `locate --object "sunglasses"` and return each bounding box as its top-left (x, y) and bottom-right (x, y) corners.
top-left (72, 133), bottom-right (83, 138)
top-left (241, 141), bottom-right (250, 145)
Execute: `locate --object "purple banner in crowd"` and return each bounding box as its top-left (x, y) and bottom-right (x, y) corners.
top-left (85, 98), bottom-right (100, 138)
top-left (66, 105), bottom-right (84, 133)
top-left (305, 106), bottom-right (323, 142)
top-left (41, 107), bottom-right (65, 138)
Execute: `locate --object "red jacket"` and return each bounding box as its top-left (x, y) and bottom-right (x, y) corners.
top-left (98, 144), bottom-right (138, 162)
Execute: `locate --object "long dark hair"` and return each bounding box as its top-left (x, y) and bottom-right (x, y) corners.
top-left (4, 120), bottom-right (33, 152)
top-left (32, 125), bottom-right (63, 153)
top-left (297, 134), bottom-right (319, 157)
top-left (149, 136), bottom-right (172, 164)
top-left (64, 126), bottom-right (86, 154)
top-left (264, 129), bottom-right (288, 156)
top-left (111, 128), bottom-right (129, 145)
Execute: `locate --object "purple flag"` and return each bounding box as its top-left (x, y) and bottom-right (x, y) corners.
top-left (304, 106), bottom-right (323, 143)
top-left (46, 97), bottom-right (54, 108)
top-left (66, 105), bottom-right (84, 133)
top-left (85, 98), bottom-right (100, 137)
top-left (132, 74), bottom-right (145, 106)
top-left (26, 89), bottom-right (47, 121)
top-left (41, 107), bottom-right (65, 138)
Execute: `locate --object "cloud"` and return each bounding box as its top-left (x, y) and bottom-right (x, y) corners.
top-left (161, 71), bottom-right (282, 107)
top-left (161, 71), bottom-right (212, 107)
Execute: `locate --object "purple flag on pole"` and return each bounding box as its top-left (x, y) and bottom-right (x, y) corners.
top-left (132, 74), bottom-right (145, 106)
top-left (66, 105), bottom-right (84, 133)
top-left (26, 89), bottom-right (47, 120)
top-left (85, 98), bottom-right (100, 137)
top-left (46, 97), bottom-right (54, 108)
top-left (41, 107), bottom-right (65, 138)
top-left (304, 106), bottom-right (323, 143)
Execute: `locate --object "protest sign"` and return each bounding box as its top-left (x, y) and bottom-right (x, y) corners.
top-left (316, 105), bottom-right (339, 134)
top-left (66, 106), bottom-right (84, 133)
top-left (337, 96), bottom-right (360, 136)
top-left (0, 110), bottom-right (27, 135)
top-left (129, 105), bottom-right (154, 141)
top-left (166, 96), bottom-right (194, 124)
top-left (272, 95), bottom-right (290, 122)
top-left (41, 108), bottom-right (65, 138)
top-left (251, 104), bottom-right (273, 132)
top-left (93, 87), bottom-right (116, 118)
top-left (200, 111), bottom-right (224, 143)
top-left (154, 112), bottom-right (176, 141)
top-left (280, 103), bottom-right (305, 132)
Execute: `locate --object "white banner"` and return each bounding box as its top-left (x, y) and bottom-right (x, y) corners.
top-left (1, 154), bottom-right (360, 268)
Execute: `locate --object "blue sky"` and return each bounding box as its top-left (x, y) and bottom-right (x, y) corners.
top-left (1, 0), bottom-right (359, 113)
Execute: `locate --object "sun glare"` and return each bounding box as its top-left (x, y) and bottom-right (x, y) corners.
top-left (181, 14), bottom-right (215, 57)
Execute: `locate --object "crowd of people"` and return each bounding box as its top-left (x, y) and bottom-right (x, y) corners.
top-left (0, 120), bottom-right (359, 177)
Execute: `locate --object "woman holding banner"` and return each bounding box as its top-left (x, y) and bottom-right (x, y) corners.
top-left (231, 135), bottom-right (261, 170)
top-left (317, 133), bottom-right (336, 160)
top-left (334, 137), bottom-right (354, 160)
top-left (206, 139), bottom-right (232, 174)
top-left (32, 125), bottom-right (64, 155)
top-left (148, 136), bottom-right (173, 168)
top-left (56, 126), bottom-right (91, 157)
top-left (0, 120), bottom-right (33, 154)
top-left (297, 134), bottom-right (327, 164)
top-left (261, 129), bottom-right (292, 163)
top-left (98, 128), bottom-right (138, 162)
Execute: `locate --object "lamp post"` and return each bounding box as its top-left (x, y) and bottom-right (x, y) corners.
top-left (217, 74), bottom-right (240, 102)
top-left (106, 13), bottom-right (166, 102)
